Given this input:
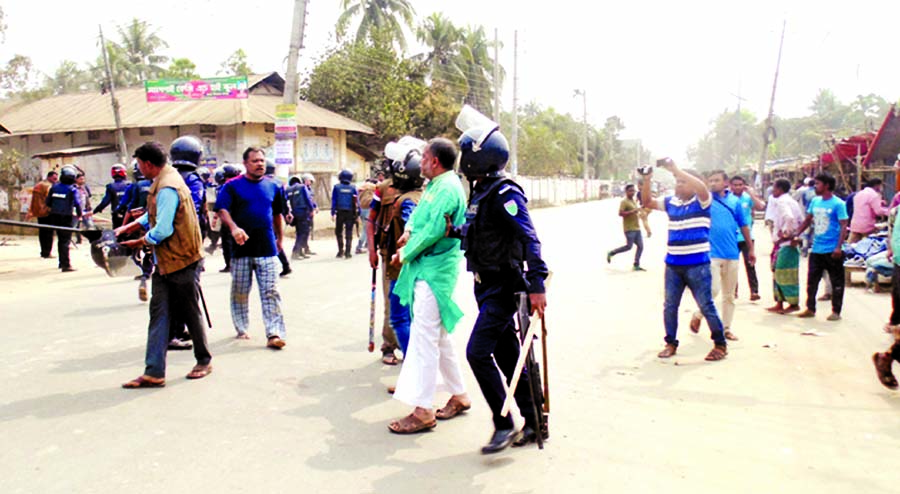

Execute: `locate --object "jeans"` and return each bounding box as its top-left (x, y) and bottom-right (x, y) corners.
top-left (37, 215), bottom-right (54, 257)
top-left (389, 279), bottom-right (410, 353)
top-left (737, 240), bottom-right (759, 295)
top-left (145, 262), bottom-right (211, 378)
top-left (664, 263), bottom-right (726, 347)
top-left (806, 253), bottom-right (845, 314)
top-left (609, 230), bottom-right (643, 266)
top-left (467, 276), bottom-right (539, 431)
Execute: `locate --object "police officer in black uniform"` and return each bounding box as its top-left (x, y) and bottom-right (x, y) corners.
top-left (455, 126), bottom-right (550, 454)
top-left (170, 136), bottom-right (210, 240)
top-left (46, 165), bottom-right (82, 272)
top-left (331, 169), bottom-right (359, 258)
top-left (264, 160), bottom-right (292, 277)
top-left (93, 163), bottom-right (131, 229)
top-left (216, 164), bottom-right (243, 272)
top-left (286, 174), bottom-right (316, 260)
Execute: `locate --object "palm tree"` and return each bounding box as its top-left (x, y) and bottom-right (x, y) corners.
top-left (416, 13), bottom-right (466, 100)
top-left (336, 0), bottom-right (415, 51)
top-left (116, 18), bottom-right (169, 82)
top-left (458, 26), bottom-right (500, 112)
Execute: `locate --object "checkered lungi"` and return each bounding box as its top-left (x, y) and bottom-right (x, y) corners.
top-left (230, 256), bottom-right (286, 339)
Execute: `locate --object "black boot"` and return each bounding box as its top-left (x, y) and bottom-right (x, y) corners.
top-left (481, 428), bottom-right (517, 455)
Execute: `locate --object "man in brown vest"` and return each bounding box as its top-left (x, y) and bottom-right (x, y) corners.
top-left (116, 141), bottom-right (212, 388)
top-left (27, 170), bottom-right (58, 258)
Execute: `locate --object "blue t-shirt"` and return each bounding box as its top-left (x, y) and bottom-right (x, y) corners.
top-left (662, 194), bottom-right (712, 266)
top-left (215, 176), bottom-right (286, 258)
top-left (807, 195), bottom-right (849, 254)
top-left (735, 192), bottom-right (754, 242)
top-left (709, 191), bottom-right (746, 260)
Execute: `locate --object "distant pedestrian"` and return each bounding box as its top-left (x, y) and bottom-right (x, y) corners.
top-left (74, 170), bottom-right (94, 237)
top-left (606, 184), bottom-right (645, 271)
top-left (332, 169), bottom-right (359, 258)
top-left (730, 175), bottom-right (765, 301)
top-left (27, 171), bottom-right (58, 259)
top-left (639, 159), bottom-right (728, 362)
top-left (765, 179), bottom-right (805, 314)
top-left (794, 173), bottom-right (849, 321)
top-left (849, 178), bottom-right (888, 243)
top-left (46, 166), bottom-right (81, 272)
top-left (215, 147), bottom-right (288, 349)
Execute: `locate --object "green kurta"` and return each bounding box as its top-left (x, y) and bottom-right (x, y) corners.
top-left (393, 170), bottom-right (467, 333)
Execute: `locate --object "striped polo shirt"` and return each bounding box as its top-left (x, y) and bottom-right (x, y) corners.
top-left (658, 194), bottom-right (712, 266)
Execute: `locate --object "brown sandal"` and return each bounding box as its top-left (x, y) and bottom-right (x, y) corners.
top-left (186, 365), bottom-right (213, 380)
top-left (435, 398), bottom-right (471, 420)
top-left (657, 344), bottom-right (677, 358)
top-left (382, 353), bottom-right (400, 366)
top-left (122, 375), bottom-right (165, 389)
top-left (689, 317), bottom-right (701, 334)
top-left (705, 345), bottom-right (728, 361)
top-left (388, 413), bottom-right (437, 434)
top-left (873, 353), bottom-right (898, 390)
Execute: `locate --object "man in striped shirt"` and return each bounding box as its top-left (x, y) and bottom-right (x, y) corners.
top-left (640, 159), bottom-right (728, 361)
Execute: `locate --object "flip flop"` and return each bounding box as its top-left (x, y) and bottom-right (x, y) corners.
top-left (122, 376), bottom-right (165, 389)
top-left (388, 413), bottom-right (437, 434)
top-left (186, 365), bottom-right (213, 380)
top-left (382, 353), bottom-right (400, 366)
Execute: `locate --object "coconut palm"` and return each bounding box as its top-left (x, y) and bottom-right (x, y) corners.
top-left (116, 18), bottom-right (169, 82)
top-left (416, 13), bottom-right (466, 100)
top-left (457, 26), bottom-right (501, 112)
top-left (336, 0), bottom-right (415, 51)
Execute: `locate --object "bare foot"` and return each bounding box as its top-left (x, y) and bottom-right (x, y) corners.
top-left (236, 333), bottom-right (250, 340)
top-left (766, 304), bottom-right (785, 313)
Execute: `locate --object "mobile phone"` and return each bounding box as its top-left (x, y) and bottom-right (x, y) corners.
top-left (636, 166), bottom-right (653, 175)
top-left (656, 158), bottom-right (673, 167)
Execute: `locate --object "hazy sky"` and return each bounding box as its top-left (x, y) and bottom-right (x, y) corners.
top-left (2, 0), bottom-right (899, 163)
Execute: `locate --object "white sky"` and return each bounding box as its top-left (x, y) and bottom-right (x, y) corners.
top-left (2, 0), bottom-right (899, 164)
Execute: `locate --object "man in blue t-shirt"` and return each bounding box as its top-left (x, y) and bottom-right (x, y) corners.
top-left (215, 147), bottom-right (288, 349)
top-left (730, 175), bottom-right (766, 301)
top-left (640, 159), bottom-right (728, 362)
top-left (793, 173), bottom-right (849, 321)
top-left (688, 170), bottom-right (754, 342)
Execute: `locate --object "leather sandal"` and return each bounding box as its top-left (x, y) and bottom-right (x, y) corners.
top-left (435, 398), bottom-right (471, 420)
top-left (388, 413), bottom-right (437, 434)
top-left (873, 352), bottom-right (898, 390)
top-left (657, 344), bottom-right (677, 358)
top-left (705, 345), bottom-right (728, 361)
top-left (122, 375), bottom-right (165, 389)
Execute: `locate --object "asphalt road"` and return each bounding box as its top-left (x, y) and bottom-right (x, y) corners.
top-left (1, 199), bottom-right (898, 494)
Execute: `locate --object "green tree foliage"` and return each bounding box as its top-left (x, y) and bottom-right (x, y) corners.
top-left (300, 30), bottom-right (457, 152)
top-left (44, 60), bottom-right (92, 95)
top-left (336, 0), bottom-right (415, 51)
top-left (164, 58), bottom-right (200, 79)
top-left (115, 18), bottom-right (169, 81)
top-left (0, 54), bottom-right (46, 99)
top-left (688, 108), bottom-right (762, 171)
top-left (220, 49), bottom-right (252, 77)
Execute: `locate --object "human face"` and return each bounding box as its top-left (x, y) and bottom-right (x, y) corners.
top-left (625, 186), bottom-right (635, 199)
top-left (137, 158), bottom-right (159, 180)
top-left (814, 179), bottom-right (828, 195)
top-left (75, 175), bottom-right (85, 186)
top-left (674, 177), bottom-right (689, 198)
top-left (730, 179), bottom-right (745, 195)
top-left (244, 151), bottom-right (266, 180)
top-left (421, 147), bottom-right (439, 180)
top-left (707, 173), bottom-right (726, 194)
top-left (48, 174), bottom-right (58, 184)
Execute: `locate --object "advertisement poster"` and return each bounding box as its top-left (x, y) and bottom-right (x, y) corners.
top-left (144, 76), bottom-right (249, 102)
top-left (274, 139), bottom-right (294, 166)
top-left (274, 104), bottom-right (298, 140)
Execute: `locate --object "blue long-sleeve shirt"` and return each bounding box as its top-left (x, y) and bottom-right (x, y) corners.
top-left (137, 188), bottom-right (179, 245)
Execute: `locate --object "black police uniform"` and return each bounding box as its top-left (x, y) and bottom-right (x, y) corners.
top-left (46, 182), bottom-right (82, 270)
top-left (93, 178), bottom-right (131, 229)
top-left (286, 182), bottom-right (314, 257)
top-left (463, 177), bottom-right (549, 434)
top-left (331, 182), bottom-right (358, 257)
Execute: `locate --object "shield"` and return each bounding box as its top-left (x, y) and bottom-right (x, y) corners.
top-left (90, 230), bottom-right (139, 278)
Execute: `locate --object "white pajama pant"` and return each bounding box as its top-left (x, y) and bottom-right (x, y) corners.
top-left (393, 281), bottom-right (466, 409)
top-left (693, 258), bottom-right (740, 329)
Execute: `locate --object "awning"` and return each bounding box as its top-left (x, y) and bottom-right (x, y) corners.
top-left (863, 105), bottom-right (900, 167)
top-left (32, 144), bottom-right (117, 159)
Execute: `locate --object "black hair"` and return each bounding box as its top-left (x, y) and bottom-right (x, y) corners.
top-left (867, 177), bottom-right (883, 188)
top-left (730, 175), bottom-right (746, 184)
top-left (707, 169), bottom-right (728, 181)
top-left (815, 173), bottom-right (836, 191)
top-left (133, 141), bottom-right (167, 167)
top-left (242, 147), bottom-right (265, 161)
top-left (625, 184), bottom-right (635, 191)
top-left (46, 171), bottom-right (57, 179)
top-left (427, 137), bottom-right (458, 171)
top-left (774, 178), bottom-right (791, 193)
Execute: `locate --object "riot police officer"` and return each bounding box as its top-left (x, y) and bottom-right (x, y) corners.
top-left (93, 163), bottom-right (131, 229)
top-left (264, 159), bottom-right (292, 277)
top-left (331, 169), bottom-right (359, 258)
top-left (455, 126), bottom-right (549, 454)
top-left (170, 136), bottom-right (210, 240)
top-left (45, 165), bottom-right (82, 272)
top-left (117, 160), bottom-right (155, 301)
top-left (216, 164), bottom-right (243, 272)
top-left (286, 174), bottom-right (316, 259)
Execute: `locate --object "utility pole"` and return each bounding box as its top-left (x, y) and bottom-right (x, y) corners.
top-left (99, 25), bottom-right (127, 165)
top-left (283, 0), bottom-right (308, 106)
top-left (731, 80), bottom-right (747, 171)
top-left (574, 89), bottom-right (588, 200)
top-left (493, 28), bottom-right (501, 123)
top-left (510, 31), bottom-right (519, 178)
top-left (758, 20), bottom-right (786, 184)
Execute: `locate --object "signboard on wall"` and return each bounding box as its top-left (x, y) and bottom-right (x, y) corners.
top-left (274, 139), bottom-right (294, 166)
top-left (300, 137), bottom-right (335, 163)
top-left (144, 76), bottom-right (249, 102)
top-left (274, 104), bottom-right (298, 140)
top-left (200, 135), bottom-right (217, 166)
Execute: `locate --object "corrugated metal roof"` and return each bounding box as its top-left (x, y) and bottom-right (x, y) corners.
top-left (32, 144), bottom-right (116, 158)
top-left (0, 72), bottom-right (373, 136)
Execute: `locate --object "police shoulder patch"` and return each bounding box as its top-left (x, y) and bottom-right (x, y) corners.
top-left (504, 199), bottom-right (518, 216)
top-left (498, 184), bottom-right (513, 195)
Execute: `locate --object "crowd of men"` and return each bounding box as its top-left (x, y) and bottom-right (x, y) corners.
top-left (606, 160), bottom-right (900, 388)
top-left (23, 108), bottom-right (552, 455)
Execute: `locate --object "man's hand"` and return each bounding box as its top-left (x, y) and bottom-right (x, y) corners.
top-left (369, 249), bottom-right (379, 269)
top-left (748, 247), bottom-right (757, 265)
top-left (232, 227), bottom-right (249, 246)
top-left (331, 214), bottom-right (335, 223)
top-left (444, 214), bottom-right (453, 237)
top-left (397, 231), bottom-right (410, 248)
top-left (390, 252), bottom-right (402, 269)
top-left (831, 247), bottom-right (843, 260)
top-left (529, 293), bottom-right (547, 318)
top-left (285, 213), bottom-right (294, 225)
top-left (120, 237), bottom-right (144, 249)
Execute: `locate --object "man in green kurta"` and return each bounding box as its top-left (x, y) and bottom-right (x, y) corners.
top-left (387, 138), bottom-right (473, 434)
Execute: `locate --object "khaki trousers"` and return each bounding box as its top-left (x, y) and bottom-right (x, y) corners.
top-left (694, 258), bottom-right (740, 329)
